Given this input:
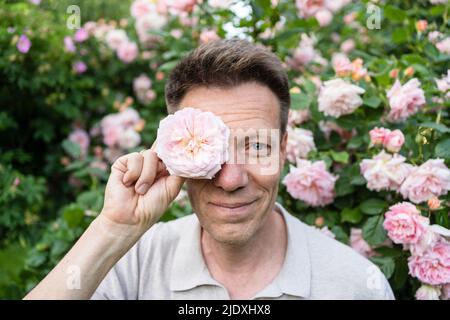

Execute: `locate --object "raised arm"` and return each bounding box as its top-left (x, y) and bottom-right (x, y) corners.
top-left (24, 148), bottom-right (185, 299)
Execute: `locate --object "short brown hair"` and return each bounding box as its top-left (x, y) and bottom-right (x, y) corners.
top-left (164, 38), bottom-right (290, 135)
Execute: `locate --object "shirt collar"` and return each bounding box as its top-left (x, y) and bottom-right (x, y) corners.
top-left (169, 202), bottom-right (311, 299)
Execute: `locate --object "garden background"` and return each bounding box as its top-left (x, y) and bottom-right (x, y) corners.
top-left (1, 0), bottom-right (449, 299)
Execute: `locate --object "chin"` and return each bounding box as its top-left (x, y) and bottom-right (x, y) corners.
top-left (207, 221), bottom-right (257, 246)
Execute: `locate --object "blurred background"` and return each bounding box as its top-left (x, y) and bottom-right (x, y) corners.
top-left (1, 0), bottom-right (449, 299)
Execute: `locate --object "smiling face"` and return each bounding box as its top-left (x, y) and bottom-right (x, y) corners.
top-left (179, 81), bottom-right (287, 245)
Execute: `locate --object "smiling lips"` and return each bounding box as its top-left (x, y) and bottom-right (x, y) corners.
top-left (210, 200), bottom-right (256, 209)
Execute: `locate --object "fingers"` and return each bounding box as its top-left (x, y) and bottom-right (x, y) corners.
top-left (166, 175), bottom-right (186, 201)
top-left (135, 149), bottom-right (159, 195)
top-left (122, 152), bottom-right (144, 186)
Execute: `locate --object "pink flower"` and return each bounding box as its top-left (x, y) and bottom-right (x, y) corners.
top-left (282, 159), bottom-right (338, 207)
top-left (117, 41), bottom-right (138, 63)
top-left (383, 129), bottom-right (405, 153)
top-left (64, 36), bottom-right (76, 53)
top-left (369, 127), bottom-right (391, 146)
top-left (105, 29), bottom-right (128, 50)
top-left (286, 127), bottom-right (316, 163)
top-left (100, 108), bottom-right (142, 148)
top-left (73, 61), bottom-right (87, 74)
top-left (435, 70), bottom-right (450, 94)
top-left (360, 150), bottom-right (413, 192)
top-left (156, 107), bottom-right (230, 179)
top-left (415, 285), bottom-right (441, 300)
top-left (17, 35), bottom-right (31, 53)
top-left (74, 28), bottom-right (89, 42)
top-left (350, 228), bottom-right (376, 258)
top-left (408, 241), bottom-right (450, 285)
top-left (167, 0), bottom-right (197, 14)
top-left (118, 127), bottom-right (141, 149)
top-left (130, 0), bottom-right (154, 18)
top-left (69, 129), bottom-right (90, 157)
top-left (400, 159), bottom-right (450, 204)
top-left (287, 109), bottom-right (310, 126)
top-left (199, 29), bottom-right (220, 44)
top-left (315, 9), bottom-right (333, 27)
top-left (386, 78), bottom-right (426, 122)
top-left (332, 53), bottom-right (352, 76)
top-left (383, 202), bottom-right (429, 245)
top-left (436, 37), bottom-right (450, 55)
top-left (318, 78), bottom-right (365, 118)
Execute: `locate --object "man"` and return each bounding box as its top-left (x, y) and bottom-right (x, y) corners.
top-left (25, 39), bottom-right (394, 300)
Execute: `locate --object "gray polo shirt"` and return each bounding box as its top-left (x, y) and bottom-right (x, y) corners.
top-left (91, 203), bottom-right (395, 300)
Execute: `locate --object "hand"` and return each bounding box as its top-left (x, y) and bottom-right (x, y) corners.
top-left (100, 144), bottom-right (185, 233)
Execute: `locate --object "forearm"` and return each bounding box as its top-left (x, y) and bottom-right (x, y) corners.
top-left (24, 214), bottom-right (144, 300)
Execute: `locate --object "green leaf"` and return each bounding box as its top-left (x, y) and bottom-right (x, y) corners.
top-left (420, 122), bottom-right (450, 133)
top-left (330, 151), bottom-right (349, 164)
top-left (370, 256), bottom-right (395, 279)
top-left (291, 92), bottom-right (311, 110)
top-left (435, 138), bottom-right (450, 158)
top-left (340, 207), bottom-right (363, 224)
top-left (360, 198), bottom-right (388, 215)
top-left (62, 204), bottom-right (84, 228)
top-left (393, 256), bottom-right (408, 289)
top-left (384, 5), bottom-right (407, 22)
top-left (363, 96), bottom-right (382, 109)
top-left (391, 28), bottom-right (411, 44)
top-left (62, 139), bottom-right (81, 159)
top-left (362, 215), bottom-right (387, 246)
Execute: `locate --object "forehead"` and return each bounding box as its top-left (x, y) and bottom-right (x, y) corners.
top-left (179, 82), bottom-right (280, 130)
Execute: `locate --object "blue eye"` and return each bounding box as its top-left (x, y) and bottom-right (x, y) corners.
top-left (252, 142), bottom-right (264, 151)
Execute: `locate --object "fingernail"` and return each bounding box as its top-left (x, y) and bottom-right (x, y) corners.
top-left (137, 183), bottom-right (149, 194)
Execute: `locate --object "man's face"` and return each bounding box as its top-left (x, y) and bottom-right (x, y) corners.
top-left (179, 81), bottom-right (287, 245)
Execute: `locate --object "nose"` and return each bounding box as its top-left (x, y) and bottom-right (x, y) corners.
top-left (213, 163), bottom-right (248, 192)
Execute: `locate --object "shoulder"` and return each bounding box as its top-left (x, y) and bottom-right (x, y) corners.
top-left (289, 216), bottom-right (394, 299)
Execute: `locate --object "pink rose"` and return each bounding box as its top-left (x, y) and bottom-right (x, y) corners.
top-left (199, 29), bottom-right (220, 44)
top-left (436, 37), bottom-right (450, 55)
top-left (286, 127), bottom-right (316, 163)
top-left (315, 9), bottom-right (333, 27)
top-left (408, 241), bottom-right (450, 285)
top-left (332, 53), bottom-right (352, 76)
top-left (400, 159), bottom-right (450, 204)
top-left (383, 129), bottom-right (405, 153)
top-left (318, 78), bottom-right (365, 118)
top-left (287, 109), bottom-right (310, 126)
top-left (360, 150), bottom-right (413, 192)
top-left (105, 29), bottom-right (128, 50)
top-left (130, 0), bottom-right (157, 18)
top-left (386, 78), bottom-right (426, 122)
top-left (282, 159), bottom-right (338, 207)
top-left (117, 41), bottom-right (138, 63)
top-left (340, 39), bottom-right (355, 53)
top-left (156, 107), bottom-right (230, 179)
top-left (68, 129), bottom-right (90, 157)
top-left (435, 70), bottom-right (450, 94)
top-left (383, 202), bottom-right (429, 245)
top-left (369, 127), bottom-right (391, 146)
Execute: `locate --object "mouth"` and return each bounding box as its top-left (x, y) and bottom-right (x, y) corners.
top-left (209, 199), bottom-right (257, 214)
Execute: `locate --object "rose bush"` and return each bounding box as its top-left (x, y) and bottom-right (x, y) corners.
top-left (0, 0), bottom-right (449, 299)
